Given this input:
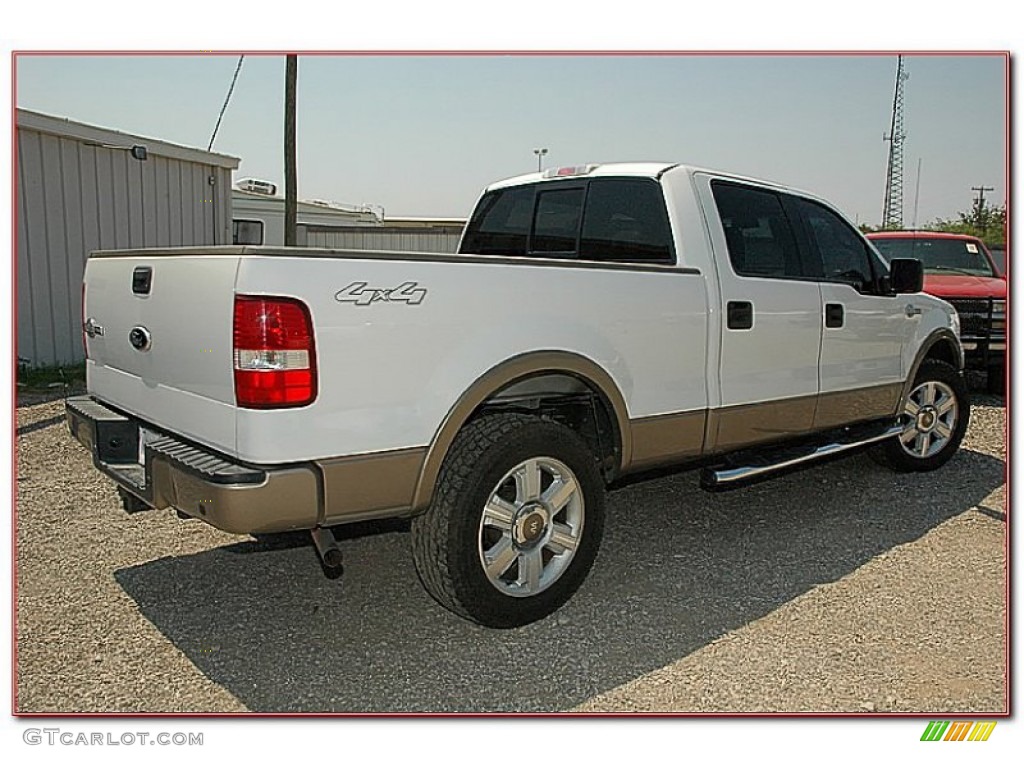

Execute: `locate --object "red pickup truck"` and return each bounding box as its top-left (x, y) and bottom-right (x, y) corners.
top-left (867, 231), bottom-right (1006, 394)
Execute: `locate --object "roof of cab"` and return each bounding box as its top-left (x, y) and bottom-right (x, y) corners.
top-left (483, 162), bottom-right (822, 201)
top-left (486, 163), bottom-right (678, 190)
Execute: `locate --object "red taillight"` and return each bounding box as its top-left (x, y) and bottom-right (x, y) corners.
top-left (233, 295), bottom-right (317, 408)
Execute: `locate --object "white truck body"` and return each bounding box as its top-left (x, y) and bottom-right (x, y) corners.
top-left (85, 251), bottom-right (710, 462)
top-left (68, 162), bottom-right (968, 626)
top-left (81, 164), bottom-right (954, 461)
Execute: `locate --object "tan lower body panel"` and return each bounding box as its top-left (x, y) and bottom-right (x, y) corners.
top-left (813, 382), bottom-right (903, 431)
top-left (317, 448), bottom-right (427, 525)
top-left (707, 395), bottom-right (817, 454)
top-left (702, 383), bottom-right (903, 456)
top-left (314, 411), bottom-right (710, 521)
top-left (627, 411), bottom-right (706, 471)
top-left (315, 411), bottom-right (709, 523)
top-left (311, 385), bottom-right (903, 524)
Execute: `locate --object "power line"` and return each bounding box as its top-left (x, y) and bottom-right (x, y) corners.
top-left (207, 56), bottom-right (245, 152)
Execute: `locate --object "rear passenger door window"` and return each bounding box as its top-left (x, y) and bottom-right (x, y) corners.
top-left (711, 182), bottom-right (808, 279)
top-left (579, 179), bottom-right (674, 262)
top-left (794, 199), bottom-right (877, 292)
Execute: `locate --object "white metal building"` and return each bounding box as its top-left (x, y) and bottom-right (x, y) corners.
top-left (232, 183), bottom-right (465, 253)
top-left (16, 109), bottom-right (240, 366)
top-left (303, 217), bottom-right (466, 253)
top-left (231, 184), bottom-right (381, 247)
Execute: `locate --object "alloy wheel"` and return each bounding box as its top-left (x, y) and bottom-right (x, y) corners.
top-left (477, 456), bottom-right (585, 598)
top-left (899, 380), bottom-right (959, 459)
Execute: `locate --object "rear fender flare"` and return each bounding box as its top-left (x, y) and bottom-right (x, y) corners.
top-left (409, 351), bottom-right (631, 512)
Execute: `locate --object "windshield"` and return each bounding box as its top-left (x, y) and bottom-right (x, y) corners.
top-left (989, 247), bottom-right (1006, 275)
top-left (871, 237), bottom-right (996, 277)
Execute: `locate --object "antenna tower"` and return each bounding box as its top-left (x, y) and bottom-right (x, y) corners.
top-left (881, 56), bottom-right (910, 229)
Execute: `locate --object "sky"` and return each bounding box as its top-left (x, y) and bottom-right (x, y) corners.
top-left (14, 53), bottom-right (1006, 224)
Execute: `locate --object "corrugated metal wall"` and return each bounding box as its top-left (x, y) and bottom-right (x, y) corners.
top-left (304, 226), bottom-right (461, 254)
top-left (17, 120), bottom-right (235, 366)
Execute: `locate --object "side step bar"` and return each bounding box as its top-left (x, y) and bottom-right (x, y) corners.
top-left (701, 423), bottom-right (903, 491)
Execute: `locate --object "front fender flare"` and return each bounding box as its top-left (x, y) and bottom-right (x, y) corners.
top-left (901, 328), bottom-right (964, 406)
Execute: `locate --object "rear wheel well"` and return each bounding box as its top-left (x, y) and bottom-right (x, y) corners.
top-left (471, 373), bottom-right (621, 481)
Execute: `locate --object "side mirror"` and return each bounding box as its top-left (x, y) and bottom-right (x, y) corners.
top-left (890, 258), bottom-right (924, 294)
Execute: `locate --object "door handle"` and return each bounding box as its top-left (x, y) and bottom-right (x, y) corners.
top-left (726, 301), bottom-right (754, 330)
top-left (905, 304), bottom-right (923, 317)
top-left (825, 303), bottom-right (844, 328)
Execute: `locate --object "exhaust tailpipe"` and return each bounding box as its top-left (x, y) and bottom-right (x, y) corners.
top-left (310, 526), bottom-right (343, 569)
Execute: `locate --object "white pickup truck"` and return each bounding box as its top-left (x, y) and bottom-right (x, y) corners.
top-left (66, 162), bottom-right (969, 627)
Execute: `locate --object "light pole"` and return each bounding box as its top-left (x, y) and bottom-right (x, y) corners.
top-left (533, 148), bottom-right (548, 172)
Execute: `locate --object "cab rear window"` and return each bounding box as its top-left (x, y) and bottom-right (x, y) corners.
top-left (460, 178), bottom-right (674, 264)
top-left (532, 188), bottom-right (584, 253)
top-left (459, 186), bottom-right (533, 256)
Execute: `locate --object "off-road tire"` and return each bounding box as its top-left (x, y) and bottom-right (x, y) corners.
top-left (411, 413), bottom-right (606, 628)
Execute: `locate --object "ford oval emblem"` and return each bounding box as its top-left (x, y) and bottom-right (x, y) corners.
top-left (129, 326), bottom-right (152, 351)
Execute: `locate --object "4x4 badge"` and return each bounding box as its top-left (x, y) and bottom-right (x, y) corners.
top-left (335, 281), bottom-right (427, 306)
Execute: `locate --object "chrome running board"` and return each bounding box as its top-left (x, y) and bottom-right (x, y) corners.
top-left (701, 423), bottom-right (903, 490)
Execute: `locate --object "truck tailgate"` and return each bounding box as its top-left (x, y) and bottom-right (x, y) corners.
top-left (84, 254), bottom-right (239, 456)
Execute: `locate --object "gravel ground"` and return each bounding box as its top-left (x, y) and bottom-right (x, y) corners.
top-left (15, 386), bottom-right (1006, 713)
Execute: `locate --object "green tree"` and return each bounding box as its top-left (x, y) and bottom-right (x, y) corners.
top-left (928, 201), bottom-right (1006, 246)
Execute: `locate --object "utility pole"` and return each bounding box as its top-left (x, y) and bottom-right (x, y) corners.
top-left (284, 55), bottom-right (298, 246)
top-left (971, 184), bottom-right (994, 229)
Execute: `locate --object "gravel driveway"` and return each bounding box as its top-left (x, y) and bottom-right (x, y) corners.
top-left (15, 388), bottom-right (1006, 713)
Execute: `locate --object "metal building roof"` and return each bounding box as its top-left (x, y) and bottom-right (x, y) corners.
top-left (16, 108), bottom-right (240, 169)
